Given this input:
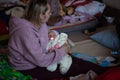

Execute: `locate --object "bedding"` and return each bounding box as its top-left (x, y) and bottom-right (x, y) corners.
top-left (59, 0), bottom-right (105, 16)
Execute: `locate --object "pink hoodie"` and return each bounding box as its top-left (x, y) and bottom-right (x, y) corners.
top-left (8, 17), bottom-right (66, 70)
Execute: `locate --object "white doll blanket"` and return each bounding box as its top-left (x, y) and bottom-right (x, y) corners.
top-left (46, 32), bottom-right (68, 51)
top-left (46, 32), bottom-right (72, 74)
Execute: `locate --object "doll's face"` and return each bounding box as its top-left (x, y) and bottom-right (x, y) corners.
top-left (48, 31), bottom-right (57, 40)
top-left (66, 7), bottom-right (74, 15)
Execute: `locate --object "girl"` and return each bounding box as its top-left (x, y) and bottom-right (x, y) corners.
top-left (8, 0), bottom-right (109, 80)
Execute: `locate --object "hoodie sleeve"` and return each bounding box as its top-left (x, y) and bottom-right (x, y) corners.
top-left (17, 26), bottom-right (66, 67)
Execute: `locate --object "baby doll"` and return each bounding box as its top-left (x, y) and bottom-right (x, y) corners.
top-left (47, 30), bottom-right (75, 50)
top-left (46, 30), bottom-right (74, 74)
top-left (60, 5), bottom-right (76, 24)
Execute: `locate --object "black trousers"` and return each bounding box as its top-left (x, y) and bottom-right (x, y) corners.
top-left (19, 56), bottom-right (108, 80)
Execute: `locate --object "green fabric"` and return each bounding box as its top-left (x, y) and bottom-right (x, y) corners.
top-left (0, 53), bottom-right (32, 80)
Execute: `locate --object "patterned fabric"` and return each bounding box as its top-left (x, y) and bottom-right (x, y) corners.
top-left (0, 54), bottom-right (32, 80)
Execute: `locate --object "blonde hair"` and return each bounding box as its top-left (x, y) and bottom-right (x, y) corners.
top-left (25, 0), bottom-right (48, 26)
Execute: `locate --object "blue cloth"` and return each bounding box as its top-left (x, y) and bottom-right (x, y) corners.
top-left (90, 29), bottom-right (120, 50)
top-left (72, 52), bottom-right (97, 63)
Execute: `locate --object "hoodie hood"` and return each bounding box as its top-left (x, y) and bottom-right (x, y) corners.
top-left (9, 17), bottom-right (35, 35)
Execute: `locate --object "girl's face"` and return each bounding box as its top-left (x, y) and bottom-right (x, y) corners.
top-left (41, 4), bottom-right (51, 23)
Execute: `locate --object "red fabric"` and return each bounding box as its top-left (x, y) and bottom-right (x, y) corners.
top-left (59, 0), bottom-right (93, 8)
top-left (0, 19), bottom-right (8, 35)
top-left (95, 67), bottom-right (120, 80)
top-left (94, 12), bottom-right (102, 17)
top-left (71, 0), bottom-right (93, 8)
top-left (59, 0), bottom-right (68, 5)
